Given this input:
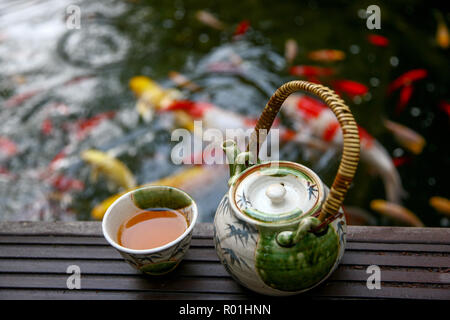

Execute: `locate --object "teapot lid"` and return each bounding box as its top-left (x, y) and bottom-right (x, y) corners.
top-left (229, 161), bottom-right (324, 224)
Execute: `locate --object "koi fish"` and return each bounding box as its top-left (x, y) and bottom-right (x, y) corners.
top-left (72, 111), bottom-right (116, 140)
top-left (392, 156), bottom-right (412, 167)
top-left (129, 76), bottom-right (182, 121)
top-left (384, 120), bottom-right (425, 155)
top-left (0, 137), bottom-right (18, 158)
top-left (343, 206), bottom-right (376, 226)
top-left (289, 65), bottom-right (335, 78)
top-left (81, 149), bottom-right (136, 190)
top-left (388, 69), bottom-right (427, 94)
top-left (370, 200), bottom-right (424, 227)
top-left (395, 84), bottom-right (414, 115)
top-left (284, 39), bottom-right (298, 66)
top-left (41, 118), bottom-right (53, 135)
top-left (307, 49), bottom-right (345, 62)
top-left (367, 34), bottom-right (389, 47)
top-left (435, 11), bottom-right (449, 49)
top-left (332, 80), bottom-right (368, 98)
top-left (439, 101), bottom-right (450, 118)
top-left (234, 20), bottom-right (250, 37)
top-left (196, 10), bottom-right (225, 30)
top-left (50, 174), bottom-right (84, 192)
top-left (91, 165), bottom-right (228, 220)
top-left (282, 94), bottom-right (406, 203)
top-left (429, 197), bottom-right (450, 217)
top-left (4, 89), bottom-right (40, 108)
top-left (168, 71), bottom-right (202, 92)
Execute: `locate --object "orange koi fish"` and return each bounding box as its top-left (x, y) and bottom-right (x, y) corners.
top-left (370, 200), bottom-right (424, 227)
top-left (435, 11), bottom-right (449, 49)
top-left (307, 49), bottom-right (345, 62)
top-left (284, 39), bottom-right (298, 66)
top-left (196, 10), bottom-right (225, 30)
top-left (384, 120), bottom-right (425, 155)
top-left (332, 80), bottom-right (368, 98)
top-left (367, 34), bottom-right (389, 47)
top-left (429, 197), bottom-right (450, 217)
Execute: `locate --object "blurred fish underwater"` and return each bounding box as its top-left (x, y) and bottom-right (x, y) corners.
top-left (0, 0), bottom-right (448, 227)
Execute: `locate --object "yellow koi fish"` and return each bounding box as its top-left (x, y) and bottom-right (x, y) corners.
top-left (91, 165), bottom-right (228, 220)
top-left (370, 199), bottom-right (424, 227)
top-left (429, 196), bottom-right (450, 217)
top-left (129, 76), bottom-right (182, 121)
top-left (384, 120), bottom-right (426, 155)
top-left (81, 149), bottom-right (136, 190)
top-left (435, 11), bottom-right (449, 49)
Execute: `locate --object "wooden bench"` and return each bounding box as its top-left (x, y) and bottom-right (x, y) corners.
top-left (0, 222), bottom-right (449, 300)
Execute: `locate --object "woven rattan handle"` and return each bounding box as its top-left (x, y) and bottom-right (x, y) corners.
top-left (248, 80), bottom-right (360, 222)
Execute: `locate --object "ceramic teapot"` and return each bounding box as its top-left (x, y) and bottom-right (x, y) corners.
top-left (213, 81), bottom-right (360, 296)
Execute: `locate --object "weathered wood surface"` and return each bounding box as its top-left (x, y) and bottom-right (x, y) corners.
top-left (0, 222), bottom-right (449, 300)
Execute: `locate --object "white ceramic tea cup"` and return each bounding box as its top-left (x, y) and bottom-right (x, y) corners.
top-left (102, 185), bottom-right (198, 275)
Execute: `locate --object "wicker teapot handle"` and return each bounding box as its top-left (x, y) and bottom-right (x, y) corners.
top-left (247, 80), bottom-right (360, 223)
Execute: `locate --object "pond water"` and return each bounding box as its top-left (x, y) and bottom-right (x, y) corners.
top-left (0, 0), bottom-right (448, 226)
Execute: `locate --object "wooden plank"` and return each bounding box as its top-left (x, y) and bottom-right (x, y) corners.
top-left (1, 274), bottom-right (448, 300)
top-left (0, 289), bottom-right (249, 300)
top-left (0, 236), bottom-right (213, 247)
top-left (0, 222), bottom-right (214, 238)
top-left (310, 282), bottom-right (450, 300)
top-left (1, 243), bottom-right (448, 268)
top-left (341, 252), bottom-right (450, 268)
top-left (330, 267), bottom-right (450, 284)
top-left (1, 222), bottom-right (449, 245)
top-left (0, 259), bottom-right (230, 277)
top-left (0, 274), bottom-right (245, 293)
top-left (1, 235), bottom-right (449, 253)
top-left (0, 258), bottom-right (447, 285)
top-left (347, 226), bottom-right (450, 244)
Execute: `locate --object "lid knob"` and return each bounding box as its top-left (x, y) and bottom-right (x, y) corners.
top-left (265, 183), bottom-right (286, 204)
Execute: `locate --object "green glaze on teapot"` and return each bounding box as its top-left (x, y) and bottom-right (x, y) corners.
top-left (213, 140), bottom-right (347, 296)
top-left (256, 223), bottom-right (339, 291)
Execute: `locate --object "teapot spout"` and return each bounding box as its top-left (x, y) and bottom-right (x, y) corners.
top-left (223, 140), bottom-right (240, 177)
top-left (222, 140), bottom-right (255, 185)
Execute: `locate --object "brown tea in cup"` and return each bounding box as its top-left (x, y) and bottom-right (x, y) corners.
top-left (118, 208), bottom-right (188, 250)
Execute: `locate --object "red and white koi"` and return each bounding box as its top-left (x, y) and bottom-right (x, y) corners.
top-left (282, 93), bottom-right (406, 203)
